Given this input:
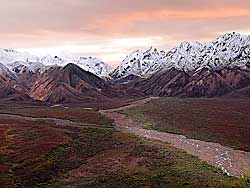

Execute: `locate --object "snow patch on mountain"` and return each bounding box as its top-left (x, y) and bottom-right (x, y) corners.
top-left (0, 49), bottom-right (43, 74)
top-left (0, 63), bottom-right (15, 77)
top-left (112, 32), bottom-right (250, 78)
top-left (7, 61), bottom-right (45, 74)
top-left (0, 49), bottom-right (112, 78)
top-left (111, 47), bottom-right (167, 78)
top-left (0, 49), bottom-right (39, 63)
top-left (41, 55), bottom-right (112, 78)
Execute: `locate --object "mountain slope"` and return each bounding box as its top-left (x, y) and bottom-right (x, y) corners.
top-left (112, 32), bottom-right (250, 78)
top-left (132, 66), bottom-right (250, 98)
top-left (0, 86), bottom-right (33, 101)
top-left (0, 63), bottom-right (30, 94)
top-left (0, 62), bottom-right (143, 103)
top-left (31, 63), bottom-right (111, 103)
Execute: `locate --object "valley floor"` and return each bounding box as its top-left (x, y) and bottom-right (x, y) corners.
top-left (101, 97), bottom-right (250, 177)
top-left (0, 100), bottom-right (238, 188)
top-left (114, 98), bottom-right (250, 176)
top-left (121, 98), bottom-right (250, 151)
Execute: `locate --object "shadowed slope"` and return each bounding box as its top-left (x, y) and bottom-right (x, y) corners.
top-left (31, 63), bottom-right (110, 103)
top-left (132, 67), bottom-right (250, 97)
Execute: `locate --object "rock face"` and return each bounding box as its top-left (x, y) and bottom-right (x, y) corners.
top-left (112, 33), bottom-right (250, 79)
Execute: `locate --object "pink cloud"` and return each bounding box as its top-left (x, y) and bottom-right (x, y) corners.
top-left (0, 0), bottom-right (249, 66)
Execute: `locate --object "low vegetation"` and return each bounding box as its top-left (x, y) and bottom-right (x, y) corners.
top-left (0, 105), bottom-right (113, 126)
top-left (123, 98), bottom-right (250, 151)
top-left (0, 105), bottom-right (236, 187)
top-left (221, 174), bottom-right (250, 188)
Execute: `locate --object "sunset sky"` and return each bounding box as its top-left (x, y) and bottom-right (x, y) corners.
top-left (1, 0), bottom-right (250, 67)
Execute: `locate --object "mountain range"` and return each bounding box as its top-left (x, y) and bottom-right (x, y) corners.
top-left (0, 49), bottom-right (112, 79)
top-left (0, 32), bottom-right (250, 103)
top-left (112, 32), bottom-right (250, 78)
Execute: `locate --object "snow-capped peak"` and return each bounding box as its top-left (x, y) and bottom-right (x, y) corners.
top-left (111, 47), bottom-right (166, 78)
top-left (112, 32), bottom-right (250, 78)
top-left (0, 48), bottom-right (113, 78)
top-left (40, 54), bottom-right (113, 78)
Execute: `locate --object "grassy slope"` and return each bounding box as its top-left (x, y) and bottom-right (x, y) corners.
top-left (123, 98), bottom-right (250, 151)
top-left (0, 106), bottom-right (236, 187)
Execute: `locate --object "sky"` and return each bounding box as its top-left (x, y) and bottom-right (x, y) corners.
top-left (1, 0), bottom-right (250, 67)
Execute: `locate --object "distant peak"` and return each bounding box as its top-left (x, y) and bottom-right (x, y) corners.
top-left (0, 48), bottom-right (112, 78)
top-left (63, 63), bottom-right (81, 70)
top-left (216, 32), bottom-right (242, 41)
top-left (112, 32), bottom-right (250, 79)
